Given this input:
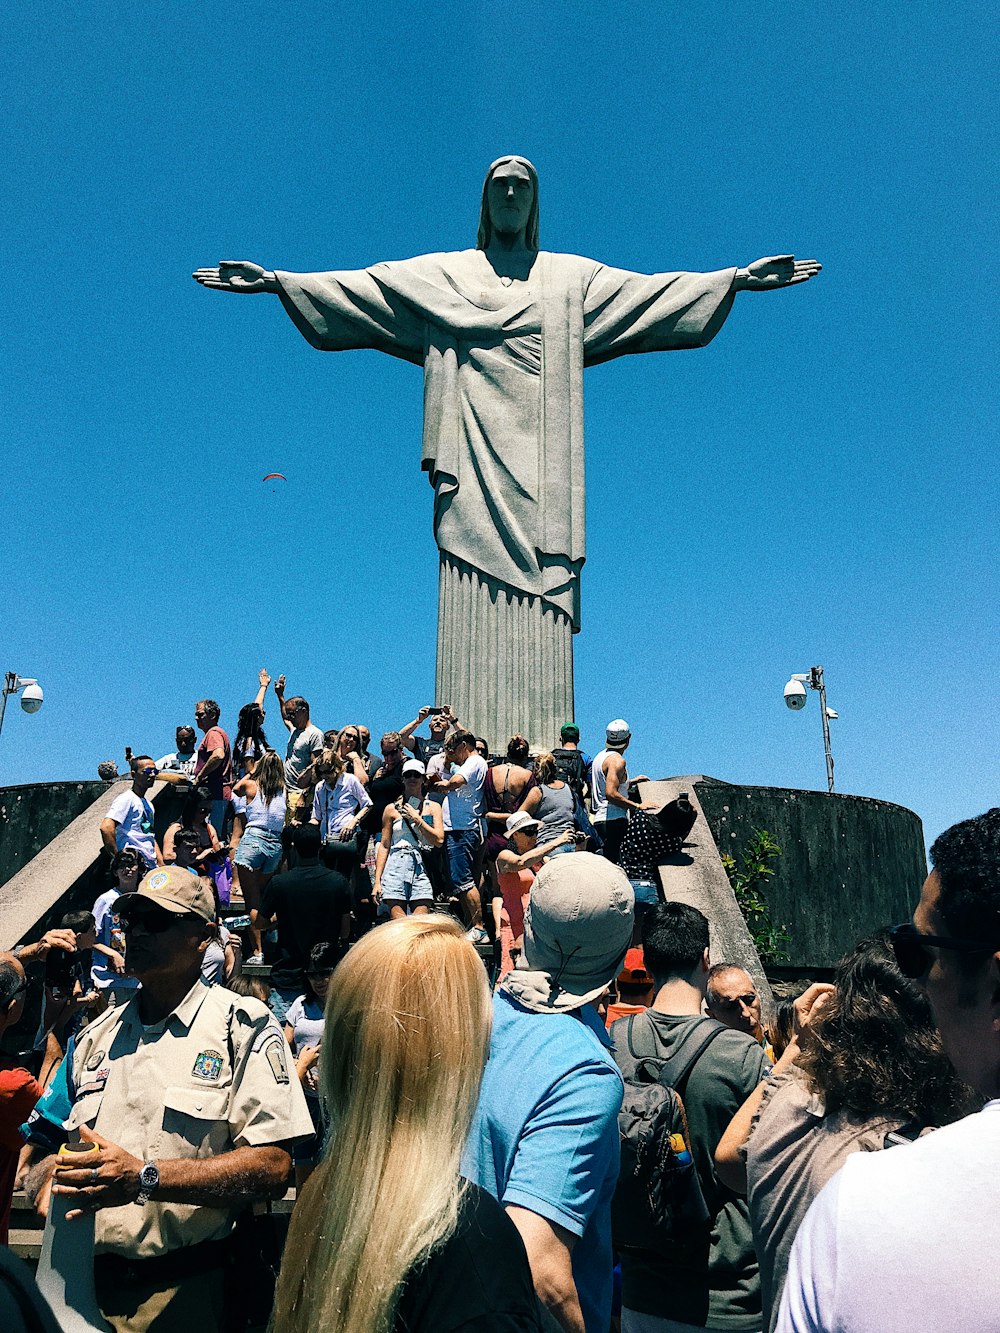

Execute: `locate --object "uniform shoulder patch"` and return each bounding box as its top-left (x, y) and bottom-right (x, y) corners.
top-left (263, 1038), bottom-right (290, 1085)
top-left (192, 1049), bottom-right (225, 1082)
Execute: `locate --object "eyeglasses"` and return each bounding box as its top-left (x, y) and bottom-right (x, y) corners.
top-left (121, 909), bottom-right (181, 935)
top-left (889, 923), bottom-right (995, 980)
top-left (136, 767), bottom-right (157, 777)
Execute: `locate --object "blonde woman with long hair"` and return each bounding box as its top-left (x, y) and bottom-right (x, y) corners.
top-left (273, 917), bottom-right (541, 1333)
top-left (231, 749), bottom-right (287, 960)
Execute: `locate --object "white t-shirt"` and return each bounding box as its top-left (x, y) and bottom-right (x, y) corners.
top-left (776, 1099), bottom-right (1000, 1332)
top-left (157, 750), bottom-right (197, 776)
top-left (443, 754), bottom-right (487, 832)
top-left (312, 774), bottom-right (372, 840)
top-left (91, 887), bottom-right (139, 992)
top-left (106, 790), bottom-right (157, 867)
top-left (284, 723), bottom-right (325, 793)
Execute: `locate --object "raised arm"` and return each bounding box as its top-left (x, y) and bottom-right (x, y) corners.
top-left (253, 668), bottom-right (270, 713)
top-left (497, 830), bottom-right (575, 873)
top-left (273, 675), bottom-right (294, 733)
top-left (398, 706), bottom-right (432, 753)
top-left (715, 983), bottom-right (835, 1192)
top-left (192, 261), bottom-right (280, 293)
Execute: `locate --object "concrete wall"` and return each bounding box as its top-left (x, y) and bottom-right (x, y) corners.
top-left (694, 778), bottom-right (925, 968)
top-left (0, 781), bottom-right (109, 890)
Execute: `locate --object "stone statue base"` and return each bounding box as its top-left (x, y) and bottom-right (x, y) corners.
top-left (435, 555), bottom-right (574, 750)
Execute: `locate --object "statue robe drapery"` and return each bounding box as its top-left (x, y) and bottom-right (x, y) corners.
top-left (275, 251), bottom-right (736, 741)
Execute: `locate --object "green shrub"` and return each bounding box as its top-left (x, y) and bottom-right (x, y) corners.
top-left (721, 828), bottom-right (791, 965)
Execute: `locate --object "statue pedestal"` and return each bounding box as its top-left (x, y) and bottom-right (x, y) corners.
top-left (435, 555), bottom-right (574, 747)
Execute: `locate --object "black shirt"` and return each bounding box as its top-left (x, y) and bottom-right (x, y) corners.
top-left (360, 763), bottom-right (406, 835)
top-left (394, 1183), bottom-right (542, 1333)
top-left (260, 862), bottom-right (352, 990)
top-left (412, 735), bottom-right (446, 765)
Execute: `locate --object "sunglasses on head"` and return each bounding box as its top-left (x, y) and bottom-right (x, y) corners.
top-left (889, 923), bottom-right (995, 980)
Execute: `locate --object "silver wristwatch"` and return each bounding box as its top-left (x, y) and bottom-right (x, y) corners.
top-left (136, 1161), bottom-right (159, 1206)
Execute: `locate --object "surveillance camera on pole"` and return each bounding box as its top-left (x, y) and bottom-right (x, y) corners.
top-left (783, 666), bottom-right (837, 792)
top-left (783, 677), bottom-right (808, 711)
top-left (0, 672), bottom-right (45, 744)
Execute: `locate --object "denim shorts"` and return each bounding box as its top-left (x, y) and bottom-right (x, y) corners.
top-left (381, 847), bottom-right (434, 904)
top-left (234, 826), bottom-right (283, 874)
top-left (445, 827), bottom-right (482, 892)
top-left (629, 877), bottom-right (661, 907)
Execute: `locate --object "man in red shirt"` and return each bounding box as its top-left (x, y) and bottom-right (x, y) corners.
top-left (0, 953), bottom-right (42, 1244)
top-left (194, 698), bottom-right (233, 837)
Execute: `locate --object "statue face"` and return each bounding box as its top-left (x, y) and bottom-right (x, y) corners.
top-left (487, 161), bottom-right (535, 238)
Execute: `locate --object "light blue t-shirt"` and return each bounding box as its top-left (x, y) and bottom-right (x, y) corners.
top-left (463, 989), bottom-right (624, 1333)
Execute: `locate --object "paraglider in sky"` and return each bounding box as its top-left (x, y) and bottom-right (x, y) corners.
top-left (262, 473), bottom-right (286, 482)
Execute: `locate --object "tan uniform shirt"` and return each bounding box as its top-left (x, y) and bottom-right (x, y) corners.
top-left (66, 979), bottom-right (314, 1258)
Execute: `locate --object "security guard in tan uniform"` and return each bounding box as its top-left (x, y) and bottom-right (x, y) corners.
top-left (33, 866), bottom-right (314, 1333)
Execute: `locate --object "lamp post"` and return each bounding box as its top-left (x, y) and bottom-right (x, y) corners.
top-left (783, 665), bottom-right (837, 793)
top-left (0, 672), bottom-right (45, 743)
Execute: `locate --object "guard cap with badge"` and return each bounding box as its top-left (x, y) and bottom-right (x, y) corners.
top-left (115, 865), bottom-right (217, 922)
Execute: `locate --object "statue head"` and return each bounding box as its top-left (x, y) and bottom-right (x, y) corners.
top-left (477, 155), bottom-right (539, 251)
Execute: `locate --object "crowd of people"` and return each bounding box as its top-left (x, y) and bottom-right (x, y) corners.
top-left (0, 672), bottom-right (997, 1333)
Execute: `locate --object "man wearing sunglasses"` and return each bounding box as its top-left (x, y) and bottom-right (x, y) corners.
top-left (0, 954), bottom-right (41, 1246)
top-left (777, 807), bottom-right (1000, 1333)
top-left (99, 755), bottom-right (163, 870)
top-left (24, 866), bottom-right (313, 1332)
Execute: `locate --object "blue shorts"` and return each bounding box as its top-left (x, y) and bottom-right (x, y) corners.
top-left (446, 827), bottom-right (482, 893)
top-left (381, 847), bottom-right (434, 905)
top-left (629, 877), bottom-right (660, 907)
top-left (234, 826), bottom-right (283, 874)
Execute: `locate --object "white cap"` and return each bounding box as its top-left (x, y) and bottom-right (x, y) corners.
top-left (402, 759), bottom-right (426, 776)
top-left (606, 718), bottom-right (631, 744)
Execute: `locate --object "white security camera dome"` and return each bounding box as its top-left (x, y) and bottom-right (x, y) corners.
top-left (20, 683), bottom-right (44, 714)
top-left (783, 678), bottom-right (807, 711)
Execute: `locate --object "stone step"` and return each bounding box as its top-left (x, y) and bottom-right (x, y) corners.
top-left (8, 1228), bottom-right (41, 1263)
top-left (12, 1191), bottom-right (44, 1230)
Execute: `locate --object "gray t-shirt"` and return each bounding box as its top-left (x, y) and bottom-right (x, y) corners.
top-left (612, 1010), bottom-right (769, 1330)
top-left (284, 723), bottom-right (324, 793)
top-left (744, 1069), bottom-right (899, 1333)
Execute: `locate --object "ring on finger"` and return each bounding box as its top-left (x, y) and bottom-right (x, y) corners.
top-left (90, 1168), bottom-right (99, 1185)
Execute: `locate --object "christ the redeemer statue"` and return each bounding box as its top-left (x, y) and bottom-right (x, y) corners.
top-left (195, 156), bottom-right (820, 746)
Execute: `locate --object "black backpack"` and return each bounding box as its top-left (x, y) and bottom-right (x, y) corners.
top-left (610, 1013), bottom-right (726, 1255)
top-left (552, 747), bottom-right (587, 795)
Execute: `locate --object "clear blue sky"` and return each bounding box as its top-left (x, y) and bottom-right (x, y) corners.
top-left (3, 1), bottom-right (996, 850)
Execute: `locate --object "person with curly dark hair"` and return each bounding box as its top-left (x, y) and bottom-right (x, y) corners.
top-left (774, 807), bottom-right (1000, 1333)
top-left (717, 931), bottom-right (976, 1331)
top-left (233, 668), bottom-right (272, 779)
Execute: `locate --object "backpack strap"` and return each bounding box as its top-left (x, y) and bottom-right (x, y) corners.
top-left (625, 1012), bottom-right (726, 1090)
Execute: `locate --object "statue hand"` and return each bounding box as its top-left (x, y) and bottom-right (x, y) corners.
top-left (737, 256), bottom-right (822, 291)
top-left (192, 261), bottom-right (277, 293)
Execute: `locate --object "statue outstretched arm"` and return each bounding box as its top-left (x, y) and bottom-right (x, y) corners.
top-left (192, 261), bottom-right (279, 294)
top-left (734, 255), bottom-right (822, 291)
